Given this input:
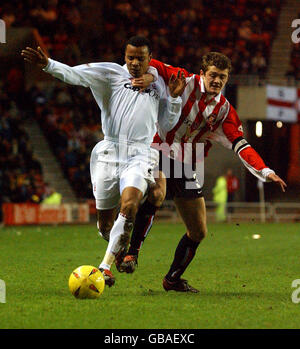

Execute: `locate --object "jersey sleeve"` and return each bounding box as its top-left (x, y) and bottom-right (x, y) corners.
top-left (221, 105), bottom-right (275, 182)
top-left (157, 76), bottom-right (182, 133)
top-left (157, 95), bottom-right (182, 133)
top-left (149, 59), bottom-right (192, 85)
top-left (43, 59), bottom-right (119, 88)
top-left (146, 65), bottom-right (158, 81)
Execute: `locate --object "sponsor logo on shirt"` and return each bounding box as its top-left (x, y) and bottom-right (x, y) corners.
top-left (124, 82), bottom-right (159, 99)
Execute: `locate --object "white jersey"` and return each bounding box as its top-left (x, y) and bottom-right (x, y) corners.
top-left (44, 59), bottom-right (182, 147)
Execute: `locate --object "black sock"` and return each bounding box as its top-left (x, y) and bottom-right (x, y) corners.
top-left (165, 233), bottom-right (200, 282)
top-left (127, 199), bottom-right (158, 256)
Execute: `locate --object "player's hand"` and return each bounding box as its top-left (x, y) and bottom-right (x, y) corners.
top-left (267, 173), bottom-right (287, 192)
top-left (21, 46), bottom-right (49, 69)
top-left (169, 70), bottom-right (186, 98)
top-left (132, 73), bottom-right (154, 92)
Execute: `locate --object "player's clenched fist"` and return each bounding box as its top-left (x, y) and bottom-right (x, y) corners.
top-left (21, 46), bottom-right (49, 69)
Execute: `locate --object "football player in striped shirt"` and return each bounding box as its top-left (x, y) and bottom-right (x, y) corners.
top-left (117, 52), bottom-right (287, 293)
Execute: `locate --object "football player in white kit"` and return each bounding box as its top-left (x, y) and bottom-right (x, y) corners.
top-left (21, 36), bottom-right (186, 287)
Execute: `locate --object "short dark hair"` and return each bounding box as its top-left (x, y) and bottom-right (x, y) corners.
top-left (201, 52), bottom-right (232, 73)
top-left (124, 36), bottom-right (152, 54)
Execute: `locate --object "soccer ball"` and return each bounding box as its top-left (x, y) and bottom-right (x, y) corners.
top-left (68, 265), bottom-right (105, 299)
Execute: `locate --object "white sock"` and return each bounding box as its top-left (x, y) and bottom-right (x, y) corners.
top-left (99, 262), bottom-right (110, 270)
top-left (99, 213), bottom-right (128, 270)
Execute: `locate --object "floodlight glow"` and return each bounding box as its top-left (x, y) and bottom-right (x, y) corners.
top-left (255, 121), bottom-right (263, 137)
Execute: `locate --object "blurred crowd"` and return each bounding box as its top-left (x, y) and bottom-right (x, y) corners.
top-left (1, 0), bottom-right (83, 65)
top-left (98, 0), bottom-right (281, 77)
top-left (27, 83), bottom-right (103, 198)
top-left (0, 88), bottom-right (47, 205)
top-left (1, 0), bottom-right (281, 74)
top-left (0, 0), bottom-right (284, 203)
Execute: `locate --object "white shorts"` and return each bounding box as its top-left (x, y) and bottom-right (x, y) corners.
top-left (90, 139), bottom-right (159, 210)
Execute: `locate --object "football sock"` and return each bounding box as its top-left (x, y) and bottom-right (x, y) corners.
top-left (127, 199), bottom-right (158, 256)
top-left (165, 233), bottom-right (200, 282)
top-left (99, 213), bottom-right (129, 270)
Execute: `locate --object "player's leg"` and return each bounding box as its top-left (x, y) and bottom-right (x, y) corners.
top-left (96, 208), bottom-right (118, 242)
top-left (99, 173), bottom-right (148, 284)
top-left (93, 197), bottom-right (120, 287)
top-left (99, 186), bottom-right (143, 268)
top-left (90, 140), bottom-right (121, 286)
top-left (163, 195), bottom-right (207, 292)
top-left (120, 171), bottom-right (166, 273)
top-left (227, 192), bottom-right (234, 214)
top-left (96, 207), bottom-right (119, 287)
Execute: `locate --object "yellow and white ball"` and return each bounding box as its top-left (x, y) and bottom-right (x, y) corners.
top-left (68, 265), bottom-right (105, 299)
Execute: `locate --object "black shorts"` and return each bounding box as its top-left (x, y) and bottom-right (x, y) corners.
top-left (159, 152), bottom-right (203, 199)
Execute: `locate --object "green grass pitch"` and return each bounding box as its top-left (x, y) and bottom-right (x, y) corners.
top-left (0, 222), bottom-right (299, 329)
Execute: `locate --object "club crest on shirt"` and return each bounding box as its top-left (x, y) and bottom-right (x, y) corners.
top-left (182, 126), bottom-right (199, 142)
top-left (206, 112), bottom-right (218, 128)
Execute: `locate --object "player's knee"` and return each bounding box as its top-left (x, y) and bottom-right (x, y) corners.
top-left (187, 225), bottom-right (207, 242)
top-left (148, 187), bottom-right (165, 207)
top-left (120, 199), bottom-right (139, 220)
top-left (199, 226), bottom-right (207, 241)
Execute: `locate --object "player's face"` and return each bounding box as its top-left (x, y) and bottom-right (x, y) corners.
top-left (125, 44), bottom-right (152, 78)
top-left (200, 66), bottom-right (229, 96)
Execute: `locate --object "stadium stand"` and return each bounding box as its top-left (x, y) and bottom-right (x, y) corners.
top-left (0, 0), bottom-right (83, 65)
top-left (27, 83), bottom-right (103, 198)
top-left (289, 42), bottom-right (300, 81)
top-left (286, 5), bottom-right (300, 82)
top-left (0, 82), bottom-right (47, 205)
top-left (1, 0), bottom-right (282, 70)
top-left (92, 0), bottom-right (281, 76)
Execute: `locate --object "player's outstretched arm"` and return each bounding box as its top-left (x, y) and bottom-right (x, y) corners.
top-left (22, 47), bottom-right (107, 88)
top-left (21, 46), bottom-right (48, 69)
top-left (267, 173), bottom-right (287, 192)
top-left (150, 59), bottom-right (192, 85)
top-left (168, 70), bottom-right (187, 98)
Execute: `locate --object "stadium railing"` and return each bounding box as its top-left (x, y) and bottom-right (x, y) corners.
top-left (2, 201), bottom-right (299, 225)
top-left (156, 200), bottom-right (300, 223)
top-left (229, 75), bottom-right (300, 87)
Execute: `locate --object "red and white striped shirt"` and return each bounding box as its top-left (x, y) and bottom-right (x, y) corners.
top-left (150, 59), bottom-right (275, 181)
